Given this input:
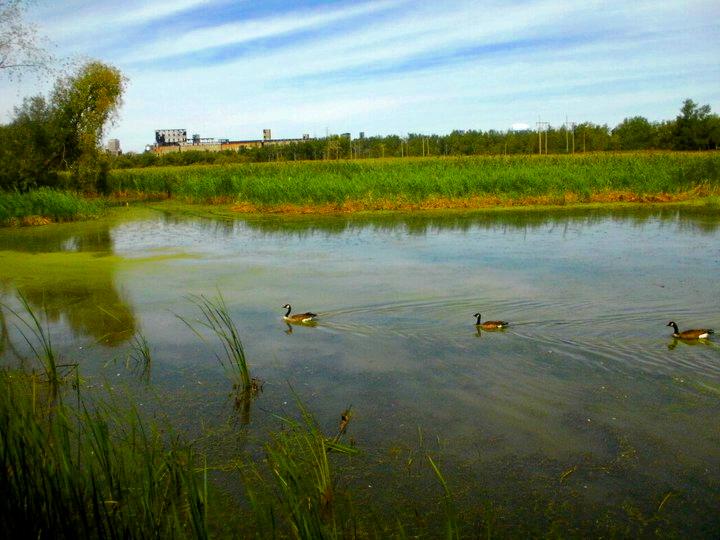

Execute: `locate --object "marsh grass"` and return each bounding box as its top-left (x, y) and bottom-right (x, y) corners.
top-left (243, 396), bottom-right (359, 538)
top-left (0, 188), bottom-right (106, 225)
top-left (0, 369), bottom-right (209, 539)
top-left (2, 292), bottom-right (77, 395)
top-left (128, 330), bottom-right (152, 379)
top-left (179, 293), bottom-right (260, 395)
top-left (427, 455), bottom-right (460, 540)
top-left (109, 153), bottom-right (720, 209)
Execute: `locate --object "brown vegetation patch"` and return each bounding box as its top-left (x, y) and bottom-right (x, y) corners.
top-left (4, 216), bottom-right (54, 227)
top-left (226, 189), bottom-right (710, 215)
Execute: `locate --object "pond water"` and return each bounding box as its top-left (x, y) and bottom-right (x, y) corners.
top-left (1, 205), bottom-right (719, 535)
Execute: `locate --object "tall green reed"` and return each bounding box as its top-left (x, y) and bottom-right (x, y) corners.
top-left (0, 369), bottom-right (209, 539)
top-left (128, 330), bottom-right (152, 379)
top-left (427, 455), bottom-right (460, 540)
top-left (243, 395), bottom-right (358, 539)
top-left (2, 292), bottom-right (76, 395)
top-left (179, 293), bottom-right (259, 394)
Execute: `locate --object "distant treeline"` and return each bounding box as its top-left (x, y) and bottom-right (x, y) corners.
top-left (111, 99), bottom-right (720, 169)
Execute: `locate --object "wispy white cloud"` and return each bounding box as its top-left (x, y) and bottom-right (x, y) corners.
top-left (114, 0), bottom-right (216, 25)
top-left (123, 0), bottom-right (405, 63)
top-left (31, 0), bottom-right (214, 45)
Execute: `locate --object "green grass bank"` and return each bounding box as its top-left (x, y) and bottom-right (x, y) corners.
top-left (0, 188), bottom-right (106, 225)
top-left (108, 152), bottom-right (720, 211)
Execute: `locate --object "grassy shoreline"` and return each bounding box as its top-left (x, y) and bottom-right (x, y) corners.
top-left (2, 152), bottom-right (719, 225)
top-left (0, 188), bottom-right (107, 226)
top-left (108, 152), bottom-right (720, 210)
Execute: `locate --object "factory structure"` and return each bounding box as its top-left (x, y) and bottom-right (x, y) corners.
top-left (148, 128), bottom-right (312, 154)
top-left (106, 138), bottom-right (122, 156)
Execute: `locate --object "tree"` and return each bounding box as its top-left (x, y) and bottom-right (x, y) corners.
top-left (0, 0), bottom-right (52, 79)
top-left (51, 61), bottom-right (126, 186)
top-left (612, 116), bottom-right (657, 150)
top-left (672, 99), bottom-right (715, 150)
top-left (0, 61), bottom-right (126, 191)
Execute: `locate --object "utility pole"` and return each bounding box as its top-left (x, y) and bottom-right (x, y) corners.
top-left (536, 119), bottom-right (549, 155)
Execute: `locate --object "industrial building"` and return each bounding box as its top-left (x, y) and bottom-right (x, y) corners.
top-left (149, 129), bottom-right (312, 154)
top-left (106, 139), bottom-right (122, 156)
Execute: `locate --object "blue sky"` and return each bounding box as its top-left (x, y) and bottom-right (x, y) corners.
top-left (1, 0), bottom-right (718, 152)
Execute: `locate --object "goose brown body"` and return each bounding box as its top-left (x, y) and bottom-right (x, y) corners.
top-left (474, 313), bottom-right (509, 330)
top-left (283, 304), bottom-right (317, 323)
top-left (666, 321), bottom-right (714, 340)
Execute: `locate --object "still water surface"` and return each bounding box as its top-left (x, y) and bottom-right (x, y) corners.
top-left (1, 206), bottom-right (719, 533)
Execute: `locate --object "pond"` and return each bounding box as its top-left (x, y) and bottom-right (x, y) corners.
top-left (1, 205), bottom-right (719, 535)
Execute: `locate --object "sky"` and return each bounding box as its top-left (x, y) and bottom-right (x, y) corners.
top-left (1, 0), bottom-right (719, 152)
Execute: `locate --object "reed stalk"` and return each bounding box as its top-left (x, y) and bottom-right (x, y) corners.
top-left (179, 293), bottom-right (258, 394)
top-left (427, 455), bottom-right (460, 540)
top-left (2, 292), bottom-right (77, 396)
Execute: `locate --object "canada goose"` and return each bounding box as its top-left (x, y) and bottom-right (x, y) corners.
top-left (666, 321), bottom-right (714, 340)
top-left (474, 313), bottom-right (509, 330)
top-left (283, 304), bottom-right (317, 323)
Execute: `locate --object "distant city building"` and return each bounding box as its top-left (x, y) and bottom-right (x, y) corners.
top-left (303, 133), bottom-right (311, 140)
top-left (359, 132), bottom-right (365, 139)
top-left (106, 139), bottom-right (121, 155)
top-left (156, 129), bottom-right (187, 145)
top-left (149, 128), bottom-right (314, 155)
top-left (341, 133), bottom-right (351, 139)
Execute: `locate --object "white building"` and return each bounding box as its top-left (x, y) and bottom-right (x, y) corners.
top-left (106, 139), bottom-right (121, 155)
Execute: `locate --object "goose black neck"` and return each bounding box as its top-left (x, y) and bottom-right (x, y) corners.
top-left (669, 322), bottom-right (679, 333)
top-left (285, 305), bottom-right (292, 317)
top-left (474, 314), bottom-right (482, 325)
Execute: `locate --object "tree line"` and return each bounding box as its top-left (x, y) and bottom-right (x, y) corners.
top-left (110, 99), bottom-right (720, 170)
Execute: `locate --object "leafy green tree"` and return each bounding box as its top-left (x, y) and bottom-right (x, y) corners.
top-left (708, 115), bottom-right (720, 150)
top-left (0, 61), bottom-right (125, 192)
top-left (672, 99), bottom-right (715, 150)
top-left (51, 61), bottom-right (125, 191)
top-left (0, 96), bottom-right (59, 189)
top-left (612, 116), bottom-right (657, 150)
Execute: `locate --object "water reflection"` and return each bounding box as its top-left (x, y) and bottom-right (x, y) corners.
top-left (0, 221), bottom-right (136, 348)
top-left (231, 205), bottom-right (720, 237)
top-left (668, 338), bottom-right (716, 350)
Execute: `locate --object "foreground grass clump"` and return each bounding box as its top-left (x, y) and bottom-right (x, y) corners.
top-left (0, 188), bottom-right (106, 225)
top-left (0, 370), bottom-right (208, 539)
top-left (108, 153), bottom-right (720, 210)
top-left (244, 399), bottom-right (362, 538)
